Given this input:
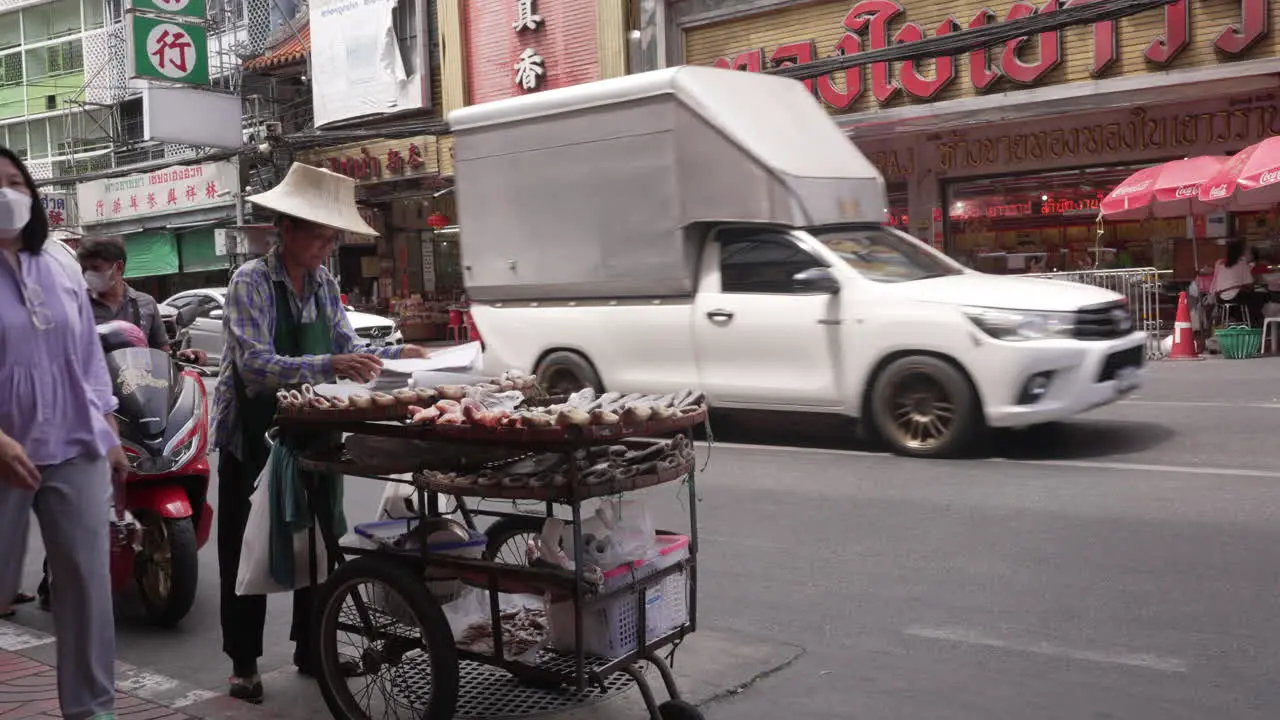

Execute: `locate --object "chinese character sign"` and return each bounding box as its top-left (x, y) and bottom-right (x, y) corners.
top-left (131, 0), bottom-right (207, 20)
top-left (75, 161), bottom-right (238, 226)
top-left (512, 0), bottom-right (547, 92)
top-left (128, 15), bottom-right (209, 86)
top-left (514, 49), bottom-right (545, 91)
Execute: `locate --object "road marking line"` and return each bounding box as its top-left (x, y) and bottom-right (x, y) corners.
top-left (709, 442), bottom-right (1280, 480)
top-left (1120, 400), bottom-right (1280, 409)
top-left (0, 620), bottom-right (217, 708)
top-left (0, 621), bottom-right (54, 651)
top-left (903, 626), bottom-right (1189, 673)
top-left (169, 689), bottom-right (219, 708)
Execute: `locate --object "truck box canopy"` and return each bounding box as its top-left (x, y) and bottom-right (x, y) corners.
top-left (449, 67), bottom-right (886, 302)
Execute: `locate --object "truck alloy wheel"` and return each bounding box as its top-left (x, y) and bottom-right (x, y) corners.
top-left (535, 351), bottom-right (603, 396)
top-left (870, 355), bottom-right (980, 458)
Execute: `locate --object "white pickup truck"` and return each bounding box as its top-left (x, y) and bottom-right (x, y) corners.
top-left (448, 68), bottom-right (1146, 458)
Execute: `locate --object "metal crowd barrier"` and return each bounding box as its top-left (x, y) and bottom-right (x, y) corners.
top-left (1022, 267), bottom-right (1171, 360)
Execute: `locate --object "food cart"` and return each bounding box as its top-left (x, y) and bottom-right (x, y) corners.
top-left (273, 378), bottom-right (709, 720)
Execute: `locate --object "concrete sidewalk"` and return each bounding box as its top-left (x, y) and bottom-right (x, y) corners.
top-left (0, 619), bottom-right (801, 719)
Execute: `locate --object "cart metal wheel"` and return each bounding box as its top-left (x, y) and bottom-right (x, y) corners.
top-left (314, 554), bottom-right (460, 720)
top-left (482, 515), bottom-right (547, 566)
top-left (657, 699), bottom-right (705, 720)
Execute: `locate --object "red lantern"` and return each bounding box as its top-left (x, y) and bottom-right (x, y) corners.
top-left (427, 212), bottom-right (450, 230)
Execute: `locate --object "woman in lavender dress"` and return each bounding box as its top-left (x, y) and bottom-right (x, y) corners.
top-left (0, 145), bottom-right (130, 720)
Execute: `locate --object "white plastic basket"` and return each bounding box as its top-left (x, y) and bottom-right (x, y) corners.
top-left (548, 535), bottom-right (690, 658)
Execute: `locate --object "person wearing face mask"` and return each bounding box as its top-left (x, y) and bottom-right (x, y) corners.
top-left (210, 163), bottom-right (430, 703)
top-left (77, 236), bottom-right (207, 364)
top-left (0, 145), bottom-right (130, 720)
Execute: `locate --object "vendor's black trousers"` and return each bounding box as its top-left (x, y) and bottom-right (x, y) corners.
top-left (217, 451), bottom-right (315, 673)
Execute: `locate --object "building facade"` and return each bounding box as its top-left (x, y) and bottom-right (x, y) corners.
top-left (669, 0), bottom-right (1280, 277)
top-left (275, 0), bottom-right (634, 339)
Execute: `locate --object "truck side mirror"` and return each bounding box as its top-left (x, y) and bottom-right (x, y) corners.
top-left (792, 267), bottom-right (840, 295)
top-left (207, 308), bottom-right (225, 321)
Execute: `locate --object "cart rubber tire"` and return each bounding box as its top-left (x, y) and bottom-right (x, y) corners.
top-left (658, 699), bottom-right (705, 720)
top-left (483, 515), bottom-right (547, 564)
top-left (314, 555), bottom-right (459, 720)
top-left (535, 351), bottom-right (603, 395)
top-left (136, 516), bottom-right (199, 629)
top-left (869, 355), bottom-right (982, 459)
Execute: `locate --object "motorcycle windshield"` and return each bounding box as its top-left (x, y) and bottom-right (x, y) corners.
top-left (105, 348), bottom-right (173, 440)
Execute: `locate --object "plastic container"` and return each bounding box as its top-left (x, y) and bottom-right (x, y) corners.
top-left (352, 519), bottom-right (487, 611)
top-left (548, 535), bottom-right (690, 658)
top-left (1215, 325), bottom-right (1262, 360)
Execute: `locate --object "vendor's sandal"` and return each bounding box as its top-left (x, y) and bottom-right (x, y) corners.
top-left (11, 592), bottom-right (35, 605)
top-left (228, 675), bottom-right (264, 704)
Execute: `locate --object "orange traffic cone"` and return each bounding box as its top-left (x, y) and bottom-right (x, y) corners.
top-left (1167, 291), bottom-right (1203, 360)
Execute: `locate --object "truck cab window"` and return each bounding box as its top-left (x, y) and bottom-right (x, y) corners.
top-left (718, 231), bottom-right (826, 294)
top-left (810, 226), bottom-right (962, 283)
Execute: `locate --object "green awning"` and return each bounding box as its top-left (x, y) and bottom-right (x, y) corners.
top-left (123, 231), bottom-right (179, 279)
top-left (179, 228), bottom-right (227, 272)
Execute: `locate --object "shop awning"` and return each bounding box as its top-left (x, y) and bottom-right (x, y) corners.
top-left (179, 228), bottom-right (228, 272)
top-left (123, 231), bottom-right (179, 279)
top-left (839, 57), bottom-right (1280, 138)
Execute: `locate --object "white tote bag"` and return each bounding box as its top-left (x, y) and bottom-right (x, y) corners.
top-left (235, 459), bottom-right (330, 596)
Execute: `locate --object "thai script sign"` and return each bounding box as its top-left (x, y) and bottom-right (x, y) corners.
top-left (690, 0), bottom-right (1274, 112)
top-left (76, 160), bottom-right (238, 226)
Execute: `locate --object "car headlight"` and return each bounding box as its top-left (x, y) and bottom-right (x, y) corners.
top-left (963, 306), bottom-right (1075, 341)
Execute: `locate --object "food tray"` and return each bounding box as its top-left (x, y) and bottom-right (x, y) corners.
top-left (278, 405), bottom-right (707, 446)
top-left (276, 402), bottom-right (410, 422)
top-left (415, 457), bottom-right (695, 502)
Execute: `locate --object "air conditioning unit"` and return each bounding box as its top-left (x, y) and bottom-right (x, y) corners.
top-left (262, 121), bottom-right (282, 137)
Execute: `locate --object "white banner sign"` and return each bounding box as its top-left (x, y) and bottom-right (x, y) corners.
top-left (310, 0), bottom-right (426, 127)
top-left (77, 160), bottom-right (238, 226)
top-left (41, 191), bottom-right (77, 229)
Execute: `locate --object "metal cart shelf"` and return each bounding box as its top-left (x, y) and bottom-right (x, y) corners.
top-left (276, 408), bottom-right (706, 720)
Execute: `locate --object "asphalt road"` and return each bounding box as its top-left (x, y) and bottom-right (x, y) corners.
top-left (9, 357), bottom-right (1280, 719)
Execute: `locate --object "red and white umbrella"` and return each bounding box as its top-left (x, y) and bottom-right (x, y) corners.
top-left (1099, 156), bottom-right (1229, 220)
top-left (1198, 136), bottom-right (1280, 210)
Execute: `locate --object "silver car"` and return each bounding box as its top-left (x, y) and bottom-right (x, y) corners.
top-left (161, 288), bottom-right (404, 365)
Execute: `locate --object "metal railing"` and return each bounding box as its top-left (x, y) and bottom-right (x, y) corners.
top-left (1023, 267), bottom-right (1172, 359)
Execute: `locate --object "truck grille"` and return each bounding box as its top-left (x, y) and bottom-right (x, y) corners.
top-left (356, 326), bottom-right (393, 339)
top-left (1097, 345), bottom-right (1144, 382)
top-left (1074, 301), bottom-right (1134, 340)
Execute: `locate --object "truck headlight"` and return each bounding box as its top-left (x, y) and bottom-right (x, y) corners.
top-left (963, 307), bottom-right (1075, 341)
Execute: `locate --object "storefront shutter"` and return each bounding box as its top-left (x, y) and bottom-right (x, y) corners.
top-left (178, 228), bottom-right (226, 272)
top-left (123, 230), bottom-right (179, 279)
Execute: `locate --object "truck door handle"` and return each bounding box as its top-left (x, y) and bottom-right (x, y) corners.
top-left (706, 309), bottom-right (734, 322)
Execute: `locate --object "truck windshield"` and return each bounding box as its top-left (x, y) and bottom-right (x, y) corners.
top-left (810, 226), bottom-right (963, 283)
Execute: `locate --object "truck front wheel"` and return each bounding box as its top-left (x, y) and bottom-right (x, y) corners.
top-left (869, 355), bottom-right (982, 459)
top-left (535, 351), bottom-right (602, 395)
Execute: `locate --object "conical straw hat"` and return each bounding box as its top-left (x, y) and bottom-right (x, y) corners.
top-left (246, 163), bottom-right (378, 236)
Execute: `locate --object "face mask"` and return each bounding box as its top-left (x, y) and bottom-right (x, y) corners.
top-left (84, 269), bottom-right (114, 293)
top-left (0, 187), bottom-right (32, 233)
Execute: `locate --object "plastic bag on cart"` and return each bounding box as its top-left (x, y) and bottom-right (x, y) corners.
top-left (464, 388), bottom-right (526, 413)
top-left (442, 588), bottom-right (550, 664)
top-left (235, 458), bottom-right (331, 596)
top-left (563, 498), bottom-right (656, 571)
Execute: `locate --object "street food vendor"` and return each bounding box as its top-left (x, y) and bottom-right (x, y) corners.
top-left (209, 163), bottom-right (428, 704)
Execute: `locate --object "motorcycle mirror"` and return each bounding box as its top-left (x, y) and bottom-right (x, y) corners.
top-left (177, 304), bottom-right (201, 328)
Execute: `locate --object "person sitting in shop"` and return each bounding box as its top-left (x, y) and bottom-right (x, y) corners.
top-left (1210, 239), bottom-right (1266, 325)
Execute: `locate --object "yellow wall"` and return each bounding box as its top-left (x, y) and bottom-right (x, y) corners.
top-left (683, 0), bottom-right (1279, 113)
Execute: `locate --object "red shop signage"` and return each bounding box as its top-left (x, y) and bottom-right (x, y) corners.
top-left (713, 0), bottom-right (1271, 110)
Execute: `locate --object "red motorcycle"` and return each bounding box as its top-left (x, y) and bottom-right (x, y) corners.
top-left (42, 316), bottom-right (213, 627)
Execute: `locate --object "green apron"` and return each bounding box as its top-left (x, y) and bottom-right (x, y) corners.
top-left (231, 278), bottom-right (345, 588)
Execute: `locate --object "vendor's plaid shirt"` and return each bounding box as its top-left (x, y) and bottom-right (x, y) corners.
top-left (210, 250), bottom-right (405, 459)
